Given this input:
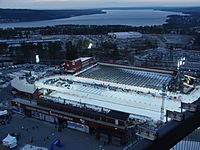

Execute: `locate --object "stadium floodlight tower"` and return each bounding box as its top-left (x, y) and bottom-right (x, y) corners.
top-left (177, 57), bottom-right (185, 71)
top-left (160, 84), bottom-right (167, 122)
top-left (176, 57), bottom-right (186, 90)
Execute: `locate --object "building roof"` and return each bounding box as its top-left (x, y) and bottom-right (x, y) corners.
top-left (108, 32), bottom-right (142, 39)
top-left (11, 77), bottom-right (36, 94)
top-left (74, 57), bottom-right (92, 62)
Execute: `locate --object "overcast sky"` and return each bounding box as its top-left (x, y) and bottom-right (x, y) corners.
top-left (0, 0), bottom-right (200, 9)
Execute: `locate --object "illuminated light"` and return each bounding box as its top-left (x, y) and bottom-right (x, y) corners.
top-left (36, 55), bottom-right (40, 63)
top-left (183, 75), bottom-right (196, 87)
top-left (184, 75), bottom-right (196, 80)
top-left (88, 43), bottom-right (93, 49)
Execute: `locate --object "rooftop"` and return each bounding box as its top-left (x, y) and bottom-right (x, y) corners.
top-left (74, 57), bottom-right (92, 62)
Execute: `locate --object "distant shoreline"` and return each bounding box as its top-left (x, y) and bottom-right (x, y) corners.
top-left (0, 7), bottom-right (190, 24)
top-left (0, 9), bottom-right (106, 23)
top-left (0, 7), bottom-right (197, 29)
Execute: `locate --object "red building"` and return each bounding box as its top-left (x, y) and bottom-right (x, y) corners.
top-left (64, 57), bottom-right (94, 73)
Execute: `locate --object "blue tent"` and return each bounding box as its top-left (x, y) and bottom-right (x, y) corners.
top-left (50, 139), bottom-right (63, 150)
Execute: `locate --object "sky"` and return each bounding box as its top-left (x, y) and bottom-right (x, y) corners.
top-left (0, 0), bottom-right (200, 9)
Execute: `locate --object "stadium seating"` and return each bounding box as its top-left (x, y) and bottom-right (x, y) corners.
top-left (78, 65), bottom-right (172, 90)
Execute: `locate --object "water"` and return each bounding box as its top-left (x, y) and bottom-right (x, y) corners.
top-left (0, 9), bottom-right (185, 28)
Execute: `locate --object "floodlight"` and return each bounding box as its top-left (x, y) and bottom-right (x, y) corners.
top-left (88, 43), bottom-right (93, 49)
top-left (36, 55), bottom-right (40, 63)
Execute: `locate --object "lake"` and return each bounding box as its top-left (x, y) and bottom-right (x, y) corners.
top-left (0, 9), bottom-right (186, 28)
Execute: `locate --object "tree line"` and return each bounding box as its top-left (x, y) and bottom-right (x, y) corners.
top-left (0, 25), bottom-right (165, 39)
top-left (11, 42), bottom-right (63, 64)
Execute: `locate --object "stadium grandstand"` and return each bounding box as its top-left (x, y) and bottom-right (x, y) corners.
top-left (10, 61), bottom-right (200, 146)
top-left (77, 63), bottom-right (173, 90)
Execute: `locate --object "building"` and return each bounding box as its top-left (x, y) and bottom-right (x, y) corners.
top-left (108, 32), bottom-right (142, 39)
top-left (64, 57), bottom-right (94, 74)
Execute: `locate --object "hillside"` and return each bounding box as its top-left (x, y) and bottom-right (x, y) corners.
top-left (0, 9), bottom-right (105, 23)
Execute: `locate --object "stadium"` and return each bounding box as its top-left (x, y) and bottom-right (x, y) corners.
top-left (10, 60), bottom-right (200, 145)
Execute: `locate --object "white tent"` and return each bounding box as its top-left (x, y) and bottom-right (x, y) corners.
top-left (0, 110), bottom-right (8, 116)
top-left (21, 144), bottom-right (48, 150)
top-left (2, 134), bottom-right (17, 148)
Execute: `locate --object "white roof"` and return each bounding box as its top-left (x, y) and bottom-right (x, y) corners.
top-left (11, 77), bottom-right (36, 94)
top-left (3, 134), bottom-right (16, 143)
top-left (74, 57), bottom-right (92, 62)
top-left (108, 32), bottom-right (142, 38)
top-left (80, 57), bottom-right (92, 62)
top-left (21, 144), bottom-right (48, 150)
